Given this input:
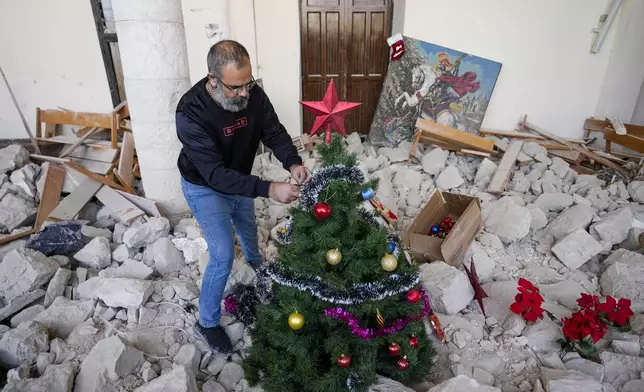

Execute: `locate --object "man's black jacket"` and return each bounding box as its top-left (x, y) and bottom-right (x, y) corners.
top-left (176, 77), bottom-right (302, 198)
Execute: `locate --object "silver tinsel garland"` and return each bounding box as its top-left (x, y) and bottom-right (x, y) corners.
top-left (299, 164), bottom-right (366, 211)
top-left (264, 264), bottom-right (419, 305)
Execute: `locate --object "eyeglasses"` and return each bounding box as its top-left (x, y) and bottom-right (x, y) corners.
top-left (216, 75), bottom-right (257, 95)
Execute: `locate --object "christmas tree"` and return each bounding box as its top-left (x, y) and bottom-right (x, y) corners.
top-left (243, 136), bottom-right (435, 392)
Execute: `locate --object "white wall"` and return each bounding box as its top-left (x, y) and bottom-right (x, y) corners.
top-left (182, 0), bottom-right (302, 137)
top-left (633, 80), bottom-right (644, 126)
top-left (0, 0), bottom-right (113, 139)
top-left (594, 0), bottom-right (644, 123)
top-left (403, 0), bottom-right (626, 139)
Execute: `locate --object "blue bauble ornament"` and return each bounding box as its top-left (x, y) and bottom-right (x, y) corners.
top-left (431, 225), bottom-right (440, 234)
top-left (386, 241), bottom-right (396, 253)
top-left (361, 188), bottom-right (375, 201)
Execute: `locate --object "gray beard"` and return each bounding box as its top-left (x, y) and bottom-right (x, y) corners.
top-left (208, 84), bottom-right (249, 112)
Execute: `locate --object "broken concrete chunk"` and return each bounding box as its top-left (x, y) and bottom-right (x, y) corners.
top-left (153, 237), bottom-right (185, 274)
top-left (73, 236), bottom-right (112, 269)
top-left (589, 207), bottom-right (633, 247)
top-left (521, 142), bottom-right (547, 158)
top-left (135, 365), bottom-right (198, 392)
top-left (627, 181), bottom-right (644, 203)
top-left (112, 243), bottom-right (136, 262)
top-left (612, 340), bottom-right (640, 357)
top-left (171, 280), bottom-right (200, 300)
top-left (551, 229), bottom-right (603, 270)
top-left (0, 248), bottom-right (58, 302)
top-left (123, 217), bottom-right (170, 248)
top-left (421, 148), bottom-right (447, 176)
top-left (75, 335), bottom-right (145, 391)
top-left (601, 351), bottom-right (644, 388)
top-left (601, 261), bottom-right (644, 312)
top-left (527, 204), bottom-right (547, 230)
top-left (540, 367), bottom-right (603, 392)
top-left (44, 268), bottom-right (72, 308)
top-left (393, 168), bottom-right (423, 192)
top-left (427, 375), bottom-right (500, 391)
top-left (10, 163), bottom-right (41, 201)
top-left (474, 158), bottom-right (497, 187)
top-left (173, 343), bottom-right (201, 376)
top-left (33, 297), bottom-right (94, 339)
top-left (9, 304), bottom-right (44, 328)
top-left (534, 192), bottom-right (573, 212)
top-left (172, 237), bottom-right (207, 264)
top-left (2, 362), bottom-right (77, 392)
top-left (94, 278), bottom-right (153, 308)
top-left (545, 205), bottom-right (596, 240)
top-left (436, 165), bottom-right (464, 190)
top-left (0, 190), bottom-right (37, 232)
top-left (114, 259), bottom-right (154, 280)
top-left (420, 261), bottom-right (474, 315)
top-left (81, 224), bottom-right (112, 239)
top-left (483, 197), bottom-right (531, 243)
top-left (217, 362), bottom-right (245, 391)
top-left (521, 316), bottom-right (561, 352)
top-left (0, 145), bottom-right (30, 174)
top-left (0, 320), bottom-right (49, 367)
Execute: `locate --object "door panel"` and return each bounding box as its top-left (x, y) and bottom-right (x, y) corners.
top-left (301, 0), bottom-right (391, 135)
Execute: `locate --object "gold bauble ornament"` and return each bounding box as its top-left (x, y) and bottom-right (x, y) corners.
top-left (288, 312), bottom-right (305, 330)
top-left (381, 253), bottom-right (398, 272)
top-left (326, 248), bottom-right (342, 265)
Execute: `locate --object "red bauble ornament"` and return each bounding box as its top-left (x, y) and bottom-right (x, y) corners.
top-left (388, 343), bottom-right (401, 357)
top-left (313, 202), bottom-right (332, 220)
top-left (409, 335), bottom-right (419, 349)
top-left (397, 356), bottom-right (409, 370)
top-left (407, 289), bottom-right (421, 304)
top-left (337, 354), bottom-right (351, 368)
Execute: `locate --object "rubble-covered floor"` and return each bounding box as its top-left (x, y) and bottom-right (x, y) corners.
top-left (0, 133), bottom-right (644, 392)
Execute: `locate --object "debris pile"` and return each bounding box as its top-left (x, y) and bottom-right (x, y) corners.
top-left (0, 117), bottom-right (643, 392)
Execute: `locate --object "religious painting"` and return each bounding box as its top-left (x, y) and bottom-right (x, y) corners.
top-left (367, 36), bottom-right (502, 146)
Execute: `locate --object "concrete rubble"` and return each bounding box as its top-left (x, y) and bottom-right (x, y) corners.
top-left (0, 135), bottom-right (642, 392)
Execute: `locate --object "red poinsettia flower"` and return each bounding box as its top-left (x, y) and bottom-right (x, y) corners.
top-left (523, 307), bottom-right (545, 323)
top-left (562, 308), bottom-right (608, 343)
top-left (597, 296), bottom-right (634, 326)
top-left (518, 278), bottom-right (539, 293)
top-left (510, 300), bottom-right (526, 315)
top-left (577, 293), bottom-right (599, 310)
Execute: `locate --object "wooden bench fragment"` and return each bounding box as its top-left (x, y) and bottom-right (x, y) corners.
top-left (49, 178), bottom-right (103, 221)
top-left (487, 141), bottom-right (523, 194)
top-left (416, 118), bottom-right (495, 153)
top-left (95, 185), bottom-right (145, 223)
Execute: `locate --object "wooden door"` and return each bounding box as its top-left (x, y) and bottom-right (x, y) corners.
top-left (300, 0), bottom-right (392, 135)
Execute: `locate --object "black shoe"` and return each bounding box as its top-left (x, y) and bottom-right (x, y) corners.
top-left (194, 323), bottom-right (233, 354)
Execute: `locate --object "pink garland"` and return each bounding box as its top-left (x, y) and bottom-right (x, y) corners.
top-left (323, 286), bottom-right (431, 340)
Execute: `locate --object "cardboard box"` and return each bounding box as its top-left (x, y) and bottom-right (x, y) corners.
top-left (403, 190), bottom-right (483, 266)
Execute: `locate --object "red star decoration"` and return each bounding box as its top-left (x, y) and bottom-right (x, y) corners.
top-left (463, 258), bottom-right (488, 317)
top-left (299, 79), bottom-right (361, 144)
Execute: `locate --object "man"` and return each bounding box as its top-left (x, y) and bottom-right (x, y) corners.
top-left (176, 40), bottom-right (310, 354)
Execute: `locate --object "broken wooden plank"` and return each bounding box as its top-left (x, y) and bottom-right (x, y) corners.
top-left (487, 136), bottom-right (532, 164)
top-left (459, 149), bottom-right (491, 158)
top-left (419, 134), bottom-right (460, 151)
top-left (479, 128), bottom-right (587, 144)
top-left (38, 135), bottom-right (121, 148)
top-left (116, 190), bottom-right (163, 217)
top-left (64, 161), bottom-right (124, 190)
top-left (112, 169), bottom-right (136, 194)
top-left (604, 131), bottom-right (644, 154)
top-left (68, 158), bottom-right (113, 176)
top-left (39, 109), bottom-right (113, 129)
top-left (67, 145), bottom-right (119, 164)
top-left (95, 186), bottom-right (145, 223)
top-left (584, 118), bottom-right (644, 138)
top-left (537, 141), bottom-right (572, 151)
top-left (0, 229), bottom-right (38, 247)
top-left (49, 178), bottom-right (103, 221)
top-left (416, 118), bottom-right (495, 153)
top-left (59, 127), bottom-right (101, 158)
top-left (118, 132), bottom-right (135, 186)
top-left (519, 116), bottom-right (627, 174)
top-left (487, 141), bottom-right (523, 194)
top-left (570, 164), bottom-right (597, 175)
top-left (549, 149), bottom-right (582, 162)
top-left (35, 164), bottom-right (65, 228)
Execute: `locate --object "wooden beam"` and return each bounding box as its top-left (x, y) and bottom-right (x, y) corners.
top-left (416, 118), bottom-right (495, 153)
top-left (117, 132), bottom-right (135, 186)
top-left (35, 164), bottom-right (65, 228)
top-left (549, 149), bottom-right (582, 162)
top-left (67, 146), bottom-right (119, 164)
top-left (520, 117), bottom-right (627, 174)
top-left (537, 141), bottom-right (572, 151)
top-left (418, 134), bottom-right (460, 151)
top-left (0, 229), bottom-right (38, 247)
top-left (604, 132), bottom-right (644, 154)
top-left (95, 186), bottom-right (145, 223)
top-left (487, 141), bottom-right (523, 194)
top-left (68, 158), bottom-right (113, 176)
top-left (49, 178), bottom-right (102, 221)
top-left (584, 118), bottom-right (644, 137)
top-left (59, 127), bottom-right (101, 158)
top-left (39, 109), bottom-right (113, 129)
top-left (37, 135), bottom-right (121, 148)
top-left (459, 149), bottom-right (491, 158)
top-left (479, 128), bottom-right (587, 144)
top-left (64, 161), bottom-right (124, 190)
top-left (487, 136), bottom-right (532, 164)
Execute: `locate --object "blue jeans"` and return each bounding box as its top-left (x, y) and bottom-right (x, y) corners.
top-left (181, 178), bottom-right (262, 328)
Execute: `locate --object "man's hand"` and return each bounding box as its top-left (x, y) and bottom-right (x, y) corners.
top-left (290, 164), bottom-right (311, 185)
top-left (269, 182), bottom-right (300, 204)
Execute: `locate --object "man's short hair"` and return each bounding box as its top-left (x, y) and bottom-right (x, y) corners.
top-left (207, 40), bottom-right (250, 79)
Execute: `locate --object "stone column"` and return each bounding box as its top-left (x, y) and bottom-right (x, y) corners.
top-left (112, 0), bottom-right (191, 218)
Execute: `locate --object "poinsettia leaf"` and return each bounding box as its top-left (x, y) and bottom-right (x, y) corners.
top-left (618, 323), bottom-right (632, 333)
top-left (578, 339), bottom-right (599, 359)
